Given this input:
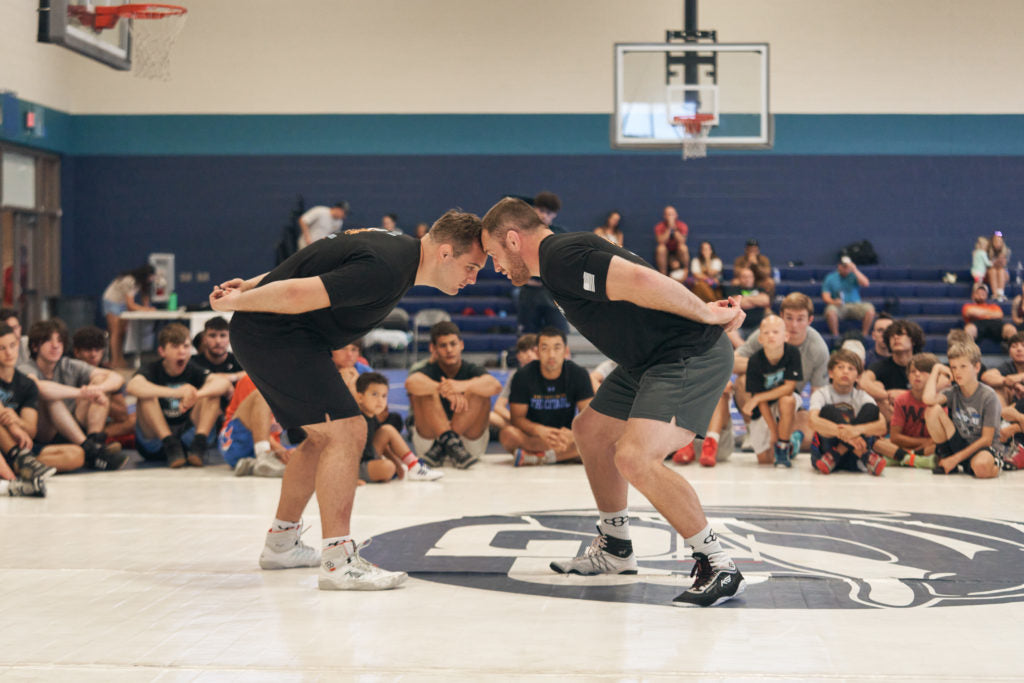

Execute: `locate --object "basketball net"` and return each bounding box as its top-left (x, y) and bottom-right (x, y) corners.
top-left (674, 115), bottom-right (714, 160)
top-left (129, 11), bottom-right (187, 81)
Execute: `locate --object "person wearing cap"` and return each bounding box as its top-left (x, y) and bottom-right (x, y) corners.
top-left (822, 256), bottom-right (874, 337)
top-left (986, 230), bottom-right (1011, 302)
top-left (962, 281), bottom-right (1016, 347)
top-left (732, 239), bottom-right (774, 295)
top-left (297, 201), bottom-right (349, 249)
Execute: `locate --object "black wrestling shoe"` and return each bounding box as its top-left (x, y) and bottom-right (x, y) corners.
top-left (672, 553), bottom-right (746, 607)
top-left (419, 439), bottom-right (445, 468)
top-left (444, 436), bottom-right (478, 470)
top-left (13, 449), bottom-right (56, 482)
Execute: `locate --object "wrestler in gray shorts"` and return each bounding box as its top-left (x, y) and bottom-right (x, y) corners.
top-left (589, 334), bottom-right (733, 437)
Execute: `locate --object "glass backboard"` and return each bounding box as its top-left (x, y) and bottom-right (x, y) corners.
top-left (38, 0), bottom-right (132, 71)
top-left (613, 43), bottom-right (771, 150)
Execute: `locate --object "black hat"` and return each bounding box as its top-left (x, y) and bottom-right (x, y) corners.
top-left (746, 238), bottom-right (759, 247)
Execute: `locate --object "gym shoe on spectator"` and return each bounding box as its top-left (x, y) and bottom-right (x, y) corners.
top-left (444, 436), bottom-right (478, 470)
top-left (550, 532), bottom-right (638, 575)
top-left (13, 449), bottom-right (56, 482)
top-left (318, 539), bottom-right (407, 590)
top-left (514, 449), bottom-right (542, 467)
top-left (419, 439), bottom-right (445, 468)
top-left (93, 445), bottom-right (129, 471)
top-left (672, 443), bottom-right (696, 464)
top-left (233, 457), bottom-right (256, 477)
top-left (773, 443), bottom-right (792, 468)
top-left (259, 521), bottom-right (320, 570)
top-left (864, 452), bottom-right (886, 476)
top-left (6, 477), bottom-right (46, 497)
top-left (165, 438), bottom-right (187, 468)
top-left (406, 461), bottom-right (443, 481)
top-left (672, 553), bottom-right (746, 607)
top-left (815, 452), bottom-right (837, 474)
top-left (699, 437), bottom-right (718, 467)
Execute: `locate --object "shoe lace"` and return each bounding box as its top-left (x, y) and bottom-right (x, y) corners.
top-left (579, 536), bottom-right (615, 572)
top-left (689, 554), bottom-right (714, 590)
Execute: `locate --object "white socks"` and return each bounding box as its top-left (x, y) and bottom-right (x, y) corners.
top-left (323, 536), bottom-right (354, 554)
top-left (684, 523), bottom-right (734, 569)
top-left (598, 508), bottom-right (631, 540)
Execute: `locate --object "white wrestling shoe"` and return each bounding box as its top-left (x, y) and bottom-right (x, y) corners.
top-left (258, 521), bottom-right (320, 569)
top-left (550, 532), bottom-right (638, 575)
top-left (318, 539), bottom-right (407, 591)
top-left (406, 461), bottom-right (443, 481)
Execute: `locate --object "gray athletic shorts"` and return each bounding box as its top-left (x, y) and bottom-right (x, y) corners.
top-left (589, 334), bottom-right (733, 437)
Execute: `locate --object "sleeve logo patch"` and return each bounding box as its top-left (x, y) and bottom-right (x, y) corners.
top-left (583, 272), bottom-right (596, 292)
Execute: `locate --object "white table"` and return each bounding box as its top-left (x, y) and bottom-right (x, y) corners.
top-left (120, 310), bottom-right (232, 354)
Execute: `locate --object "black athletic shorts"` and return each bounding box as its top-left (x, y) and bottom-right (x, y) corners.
top-left (229, 314), bottom-right (360, 431)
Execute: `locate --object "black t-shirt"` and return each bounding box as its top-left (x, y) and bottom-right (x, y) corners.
top-left (868, 356), bottom-right (909, 391)
top-left (508, 359), bottom-right (594, 429)
top-left (233, 229), bottom-right (420, 349)
top-left (361, 413), bottom-right (379, 463)
top-left (414, 360), bottom-right (489, 420)
top-left (0, 369), bottom-right (39, 413)
top-left (192, 351), bottom-right (242, 375)
top-left (135, 360), bottom-right (210, 426)
top-left (539, 232), bottom-right (721, 375)
top-left (746, 344), bottom-right (803, 419)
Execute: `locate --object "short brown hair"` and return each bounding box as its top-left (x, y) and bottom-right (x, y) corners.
top-left (158, 322), bottom-right (191, 347)
top-left (28, 318), bottom-right (69, 359)
top-left (515, 333), bottom-right (538, 353)
top-left (429, 320), bottom-right (461, 344)
top-left (780, 292), bottom-right (814, 316)
top-left (828, 348), bottom-right (863, 375)
top-left (481, 197), bottom-right (546, 243)
top-left (426, 209), bottom-right (483, 258)
top-left (355, 371), bottom-right (388, 394)
top-left (946, 328), bottom-right (972, 346)
top-left (72, 325), bottom-right (107, 351)
top-left (909, 352), bottom-right (938, 373)
top-left (947, 341), bottom-right (981, 365)
top-left (1008, 331), bottom-right (1024, 349)
top-left (533, 191), bottom-right (561, 213)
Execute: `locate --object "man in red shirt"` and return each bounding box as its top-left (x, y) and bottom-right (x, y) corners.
top-left (963, 282), bottom-right (1015, 346)
top-left (653, 205), bottom-right (689, 279)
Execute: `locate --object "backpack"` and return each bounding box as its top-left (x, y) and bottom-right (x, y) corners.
top-left (839, 240), bottom-right (878, 266)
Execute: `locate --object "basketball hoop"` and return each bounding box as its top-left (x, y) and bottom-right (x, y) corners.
top-left (69, 4), bottom-right (187, 81)
top-left (672, 114), bottom-right (715, 160)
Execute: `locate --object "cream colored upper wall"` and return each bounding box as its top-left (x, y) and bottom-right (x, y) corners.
top-left (3, 0), bottom-right (1023, 114)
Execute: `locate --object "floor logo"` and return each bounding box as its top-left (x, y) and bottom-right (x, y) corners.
top-left (363, 506), bottom-right (1024, 609)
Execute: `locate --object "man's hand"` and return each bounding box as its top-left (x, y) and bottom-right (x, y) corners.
top-left (210, 286), bottom-right (243, 312)
top-left (438, 379), bottom-right (468, 413)
top-left (79, 385), bottom-right (107, 404)
top-left (179, 384), bottom-right (199, 412)
top-left (935, 455), bottom-right (955, 474)
top-left (9, 425), bottom-right (32, 451)
top-left (705, 296), bottom-right (745, 332)
top-left (0, 407), bottom-right (19, 427)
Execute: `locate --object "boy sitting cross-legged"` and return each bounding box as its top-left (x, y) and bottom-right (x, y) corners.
top-left (809, 349), bottom-right (889, 475)
top-left (738, 314), bottom-right (803, 467)
top-left (870, 353), bottom-right (941, 469)
top-left (356, 372), bottom-right (441, 483)
top-left (126, 323), bottom-right (233, 467)
top-left (923, 341), bottom-right (1002, 478)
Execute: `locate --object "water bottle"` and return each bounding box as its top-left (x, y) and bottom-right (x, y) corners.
top-left (168, 292), bottom-right (178, 311)
top-left (1016, 261), bottom-right (1022, 286)
top-left (772, 267), bottom-right (781, 283)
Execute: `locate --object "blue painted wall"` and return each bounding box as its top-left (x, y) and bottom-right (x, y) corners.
top-left (63, 153), bottom-right (1024, 306)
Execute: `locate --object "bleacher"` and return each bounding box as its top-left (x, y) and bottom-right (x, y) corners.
top-left (390, 262), bottom-right (1011, 365)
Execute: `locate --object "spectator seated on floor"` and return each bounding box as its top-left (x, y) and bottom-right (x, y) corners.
top-left (218, 373), bottom-right (290, 478)
top-left (0, 307), bottom-right (31, 365)
top-left (736, 315), bottom-right (802, 468)
top-left (808, 350), bottom-right (888, 476)
top-left (490, 333), bottom-right (538, 436)
top-left (723, 265), bottom-right (771, 344)
top-left (858, 319), bottom-right (926, 422)
top-left (192, 317), bottom-right (244, 397)
top-left (71, 325), bottom-right (136, 442)
top-left (997, 385), bottom-right (1024, 471)
top-left (962, 282), bottom-right (1016, 347)
top-left (733, 238), bottom-right (774, 295)
top-left (19, 319), bottom-right (128, 471)
top-left (923, 341), bottom-right (1002, 478)
top-left (331, 339), bottom-right (402, 433)
top-left (499, 327), bottom-right (593, 466)
top-left (653, 205), bottom-right (690, 280)
top-left (404, 321), bottom-right (501, 469)
top-left (734, 292), bottom-right (830, 456)
top-left (863, 313), bottom-right (894, 368)
top-left (822, 256), bottom-right (874, 337)
top-left (355, 372), bottom-right (442, 483)
top-left (126, 323), bottom-right (232, 468)
top-left (0, 322), bottom-right (66, 496)
top-left (870, 353), bottom-right (940, 470)
top-left (981, 331), bottom-right (1024, 406)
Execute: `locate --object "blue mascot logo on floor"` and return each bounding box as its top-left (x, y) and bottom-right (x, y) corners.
top-left (362, 506), bottom-right (1024, 609)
